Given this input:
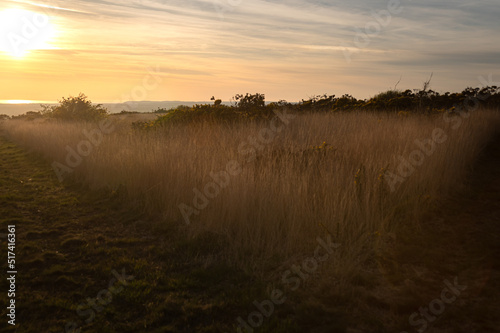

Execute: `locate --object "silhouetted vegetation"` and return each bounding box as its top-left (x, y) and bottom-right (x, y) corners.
top-left (148, 93), bottom-right (283, 128)
top-left (296, 86), bottom-right (500, 114)
top-left (41, 93), bottom-right (108, 121)
top-left (10, 111), bottom-right (43, 121)
top-left (118, 110), bottom-right (140, 115)
top-left (6, 86), bottom-right (500, 126)
top-left (137, 86), bottom-right (500, 128)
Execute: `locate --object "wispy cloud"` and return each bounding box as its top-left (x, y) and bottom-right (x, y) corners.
top-left (0, 0), bottom-right (498, 101)
top-left (7, 0), bottom-right (91, 13)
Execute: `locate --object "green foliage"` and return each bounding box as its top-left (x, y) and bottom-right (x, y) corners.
top-left (144, 93), bottom-right (282, 128)
top-left (234, 92), bottom-right (265, 109)
top-left (153, 106), bottom-right (185, 114)
top-left (297, 86), bottom-right (500, 113)
top-left (332, 94), bottom-right (364, 111)
top-left (134, 86), bottom-right (500, 130)
top-left (153, 103), bottom-right (238, 125)
top-left (11, 111), bottom-right (42, 121)
top-left (42, 93), bottom-right (108, 121)
top-left (118, 110), bottom-right (140, 115)
top-left (372, 89), bottom-right (402, 100)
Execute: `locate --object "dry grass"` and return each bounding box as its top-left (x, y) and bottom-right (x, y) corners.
top-left (2, 109), bottom-right (499, 288)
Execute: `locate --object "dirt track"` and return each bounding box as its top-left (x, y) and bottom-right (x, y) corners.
top-left (383, 134), bottom-right (500, 333)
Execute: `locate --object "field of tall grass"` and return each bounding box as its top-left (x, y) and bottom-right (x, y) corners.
top-left (2, 109), bottom-right (499, 291)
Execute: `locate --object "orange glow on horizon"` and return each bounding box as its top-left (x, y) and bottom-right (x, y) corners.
top-left (1, 100), bottom-right (55, 104)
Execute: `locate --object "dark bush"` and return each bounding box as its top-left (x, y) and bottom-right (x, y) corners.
top-left (42, 93), bottom-right (108, 121)
top-left (138, 86), bottom-right (500, 129)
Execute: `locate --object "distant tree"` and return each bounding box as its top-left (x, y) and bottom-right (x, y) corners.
top-left (234, 93), bottom-right (265, 110)
top-left (42, 93), bottom-right (108, 121)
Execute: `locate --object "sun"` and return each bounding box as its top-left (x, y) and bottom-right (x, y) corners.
top-left (0, 7), bottom-right (57, 58)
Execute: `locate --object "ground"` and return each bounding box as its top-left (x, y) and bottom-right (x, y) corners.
top-left (0, 132), bottom-right (499, 333)
top-left (0, 135), bottom-right (276, 333)
top-left (380, 133), bottom-right (500, 333)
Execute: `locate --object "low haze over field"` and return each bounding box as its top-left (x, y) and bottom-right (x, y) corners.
top-left (1, 0), bottom-right (499, 103)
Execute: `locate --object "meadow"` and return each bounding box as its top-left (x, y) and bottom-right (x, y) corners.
top-left (1, 91), bottom-right (500, 332)
top-left (3, 104), bottom-right (500, 272)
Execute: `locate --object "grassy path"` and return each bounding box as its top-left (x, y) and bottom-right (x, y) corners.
top-left (0, 135), bottom-right (269, 333)
top-left (377, 134), bottom-right (500, 333)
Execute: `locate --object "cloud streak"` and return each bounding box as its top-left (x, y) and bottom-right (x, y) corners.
top-left (0, 0), bottom-right (498, 102)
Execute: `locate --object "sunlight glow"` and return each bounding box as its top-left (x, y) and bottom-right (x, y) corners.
top-left (0, 8), bottom-right (57, 58)
top-left (3, 100), bottom-right (36, 104)
top-left (9, 0), bottom-right (89, 13)
top-left (0, 100), bottom-right (54, 104)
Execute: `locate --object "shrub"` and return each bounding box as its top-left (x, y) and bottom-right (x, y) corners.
top-left (234, 93), bottom-right (265, 109)
top-left (118, 110), bottom-right (140, 115)
top-left (10, 111), bottom-right (43, 121)
top-left (152, 103), bottom-right (238, 126)
top-left (146, 94), bottom-right (279, 127)
top-left (42, 93), bottom-right (108, 122)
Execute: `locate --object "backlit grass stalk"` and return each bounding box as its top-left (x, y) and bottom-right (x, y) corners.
top-left (2, 110), bottom-right (499, 283)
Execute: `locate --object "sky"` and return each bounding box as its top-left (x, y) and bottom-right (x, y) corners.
top-left (0, 0), bottom-right (499, 103)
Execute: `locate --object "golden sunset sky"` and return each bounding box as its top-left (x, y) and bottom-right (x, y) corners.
top-left (0, 0), bottom-right (499, 103)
